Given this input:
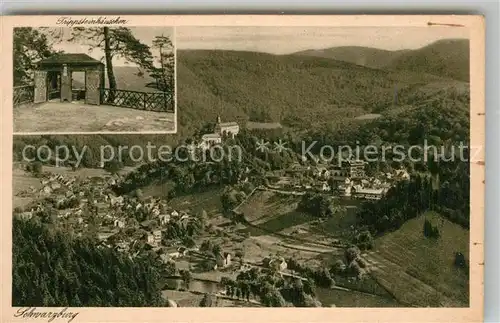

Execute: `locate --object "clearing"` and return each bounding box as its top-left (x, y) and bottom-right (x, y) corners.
top-left (13, 167), bottom-right (43, 209)
top-left (12, 164), bottom-right (135, 210)
top-left (362, 211), bottom-right (469, 307)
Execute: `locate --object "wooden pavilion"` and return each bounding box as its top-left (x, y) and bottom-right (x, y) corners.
top-left (34, 53), bottom-right (105, 105)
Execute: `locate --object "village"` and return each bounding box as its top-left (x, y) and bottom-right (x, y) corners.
top-left (196, 117), bottom-right (411, 200)
top-left (12, 162), bottom-right (305, 298)
top-left (265, 158), bottom-right (410, 200)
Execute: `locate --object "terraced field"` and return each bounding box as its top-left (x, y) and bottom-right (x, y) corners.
top-left (362, 212), bottom-right (469, 307)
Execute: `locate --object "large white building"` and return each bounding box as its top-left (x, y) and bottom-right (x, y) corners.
top-left (215, 116), bottom-right (239, 138)
top-left (199, 116), bottom-right (239, 151)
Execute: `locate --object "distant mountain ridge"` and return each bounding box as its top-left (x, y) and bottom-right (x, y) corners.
top-left (294, 46), bottom-right (408, 69)
top-left (174, 47), bottom-right (469, 133)
top-left (84, 42), bottom-right (470, 136)
top-left (294, 39), bottom-right (469, 82)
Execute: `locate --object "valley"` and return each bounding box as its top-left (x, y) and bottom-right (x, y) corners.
top-left (12, 34), bottom-right (471, 308)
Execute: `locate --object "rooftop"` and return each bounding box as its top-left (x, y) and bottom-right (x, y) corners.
top-left (219, 122), bottom-right (239, 127)
top-left (355, 188), bottom-right (385, 195)
top-left (202, 133), bottom-right (221, 139)
top-left (38, 53), bottom-right (103, 66)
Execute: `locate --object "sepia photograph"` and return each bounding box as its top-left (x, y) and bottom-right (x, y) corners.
top-left (5, 15), bottom-right (484, 323)
top-left (12, 26), bottom-right (176, 133)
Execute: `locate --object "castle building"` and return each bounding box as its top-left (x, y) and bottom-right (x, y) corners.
top-left (214, 116), bottom-right (239, 138)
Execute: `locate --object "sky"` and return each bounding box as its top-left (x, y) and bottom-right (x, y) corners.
top-left (44, 27), bottom-right (174, 66)
top-left (176, 26), bottom-right (469, 54)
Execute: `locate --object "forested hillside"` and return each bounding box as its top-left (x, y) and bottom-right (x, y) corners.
top-left (388, 39), bottom-right (469, 82)
top-left (12, 218), bottom-right (166, 307)
top-left (175, 49), bottom-right (454, 132)
top-left (295, 46), bottom-right (407, 69)
top-left (295, 39), bottom-right (469, 82)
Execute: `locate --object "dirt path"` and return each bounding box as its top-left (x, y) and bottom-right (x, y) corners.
top-left (14, 102), bottom-right (175, 133)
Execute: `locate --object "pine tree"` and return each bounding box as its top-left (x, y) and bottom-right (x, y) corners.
top-left (52, 27), bottom-right (154, 103)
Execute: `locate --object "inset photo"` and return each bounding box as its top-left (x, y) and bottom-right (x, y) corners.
top-left (13, 26), bottom-right (176, 133)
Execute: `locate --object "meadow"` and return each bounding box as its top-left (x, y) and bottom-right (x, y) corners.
top-left (364, 211), bottom-right (469, 307)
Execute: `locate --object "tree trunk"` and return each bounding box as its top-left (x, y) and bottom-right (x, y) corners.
top-left (103, 27), bottom-right (117, 103)
top-left (158, 45), bottom-right (167, 91)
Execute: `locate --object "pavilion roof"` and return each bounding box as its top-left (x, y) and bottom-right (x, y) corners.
top-left (38, 53), bottom-right (103, 66)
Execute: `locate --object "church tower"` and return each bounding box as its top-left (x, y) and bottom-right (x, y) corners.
top-left (216, 115), bottom-right (221, 124)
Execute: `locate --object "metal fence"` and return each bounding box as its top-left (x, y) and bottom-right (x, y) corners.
top-left (13, 85), bottom-right (34, 105)
top-left (13, 86), bottom-right (175, 113)
top-left (101, 88), bottom-right (175, 113)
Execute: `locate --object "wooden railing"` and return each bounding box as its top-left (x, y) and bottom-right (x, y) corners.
top-left (13, 85), bottom-right (34, 105)
top-left (101, 88), bottom-right (174, 113)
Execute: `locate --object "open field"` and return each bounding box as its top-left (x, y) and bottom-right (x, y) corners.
top-left (13, 168), bottom-right (43, 209)
top-left (12, 165), bottom-right (136, 210)
top-left (245, 121), bottom-right (283, 130)
top-left (233, 190), bottom-right (469, 307)
top-left (169, 188), bottom-right (224, 216)
top-left (236, 190), bottom-right (314, 229)
top-left (142, 184), bottom-right (224, 218)
top-left (354, 113), bottom-right (382, 120)
top-left (362, 211), bottom-right (469, 307)
top-left (236, 190), bottom-right (357, 244)
top-left (232, 190), bottom-right (345, 264)
top-left (14, 102), bottom-right (175, 133)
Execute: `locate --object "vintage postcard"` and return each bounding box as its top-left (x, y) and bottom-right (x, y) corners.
top-left (12, 25), bottom-right (176, 134)
top-left (1, 15), bottom-right (484, 323)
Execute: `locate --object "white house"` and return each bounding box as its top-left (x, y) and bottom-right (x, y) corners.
top-left (41, 186), bottom-right (52, 194)
top-left (352, 187), bottom-right (386, 200)
top-left (146, 233), bottom-right (155, 245)
top-left (153, 230), bottom-right (162, 245)
top-left (264, 256), bottom-right (288, 271)
top-left (200, 133), bottom-right (222, 150)
top-left (114, 219), bottom-right (125, 228)
top-left (159, 214), bottom-right (171, 225)
top-left (152, 208), bottom-right (161, 217)
top-left (395, 168), bottom-right (410, 180)
top-left (110, 196), bottom-right (124, 206)
top-left (216, 252), bottom-right (232, 268)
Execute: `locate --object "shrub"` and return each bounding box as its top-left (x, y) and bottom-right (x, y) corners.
top-left (344, 246), bottom-right (360, 264)
top-left (454, 252), bottom-right (467, 269)
top-left (353, 230), bottom-right (374, 250)
top-left (347, 261), bottom-right (362, 278)
top-left (27, 161), bottom-right (43, 175)
top-left (356, 257), bottom-right (368, 269)
top-left (331, 260), bottom-right (346, 275)
top-left (104, 159), bottom-right (124, 174)
top-left (199, 293), bottom-right (214, 307)
top-left (423, 218), bottom-right (440, 239)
